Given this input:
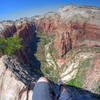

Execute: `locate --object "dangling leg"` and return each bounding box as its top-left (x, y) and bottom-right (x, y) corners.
top-left (32, 77), bottom-right (53, 100)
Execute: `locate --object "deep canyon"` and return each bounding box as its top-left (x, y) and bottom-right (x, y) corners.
top-left (0, 5), bottom-right (100, 100)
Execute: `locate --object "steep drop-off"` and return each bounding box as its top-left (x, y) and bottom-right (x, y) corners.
top-left (36, 5), bottom-right (100, 57)
top-left (0, 21), bottom-right (41, 70)
top-left (0, 5), bottom-right (100, 99)
top-left (0, 55), bottom-right (35, 100)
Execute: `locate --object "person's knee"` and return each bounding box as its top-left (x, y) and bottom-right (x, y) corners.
top-left (37, 77), bottom-right (48, 83)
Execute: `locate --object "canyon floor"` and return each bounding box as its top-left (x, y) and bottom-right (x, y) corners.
top-left (0, 4), bottom-right (100, 100)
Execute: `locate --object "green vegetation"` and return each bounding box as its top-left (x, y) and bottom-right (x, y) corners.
top-left (68, 77), bottom-right (83, 88)
top-left (35, 32), bottom-right (60, 83)
top-left (35, 32), bottom-right (100, 85)
top-left (36, 32), bottom-right (53, 45)
top-left (35, 32), bottom-right (53, 66)
top-left (41, 66), bottom-right (60, 83)
top-left (67, 46), bottom-right (100, 56)
top-left (44, 43), bottom-right (60, 83)
top-left (92, 80), bottom-right (100, 93)
top-left (67, 58), bottom-right (92, 88)
top-left (0, 36), bottom-right (23, 56)
top-left (49, 40), bottom-right (60, 59)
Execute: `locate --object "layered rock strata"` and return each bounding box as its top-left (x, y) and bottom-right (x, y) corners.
top-left (0, 5), bottom-right (100, 98)
top-left (36, 5), bottom-right (100, 57)
top-left (0, 21), bottom-right (37, 67)
top-left (0, 55), bottom-right (36, 100)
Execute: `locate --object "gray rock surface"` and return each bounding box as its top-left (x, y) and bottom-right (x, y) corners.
top-left (0, 55), bottom-right (38, 100)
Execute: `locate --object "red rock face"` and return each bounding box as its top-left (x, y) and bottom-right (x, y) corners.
top-left (36, 19), bottom-right (100, 57)
top-left (36, 17), bottom-right (66, 34)
top-left (1, 18), bottom-right (100, 60)
top-left (1, 15), bottom-right (100, 62)
top-left (0, 23), bottom-right (36, 66)
top-left (0, 25), bottom-right (16, 38)
top-left (83, 54), bottom-right (100, 93)
top-left (14, 23), bottom-right (35, 65)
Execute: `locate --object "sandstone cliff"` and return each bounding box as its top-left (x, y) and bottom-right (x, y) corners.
top-left (0, 20), bottom-right (39, 69)
top-left (0, 4), bottom-right (100, 99)
top-left (36, 5), bottom-right (100, 57)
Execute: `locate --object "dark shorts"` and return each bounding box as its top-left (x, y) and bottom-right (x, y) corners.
top-left (32, 82), bottom-right (70, 100)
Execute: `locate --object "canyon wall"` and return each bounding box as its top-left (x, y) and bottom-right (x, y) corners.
top-left (0, 21), bottom-right (38, 68)
top-left (1, 4), bottom-right (100, 63)
top-left (0, 5), bottom-right (100, 99)
top-left (36, 5), bottom-right (100, 57)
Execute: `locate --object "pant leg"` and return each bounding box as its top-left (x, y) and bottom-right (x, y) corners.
top-left (58, 92), bottom-right (70, 100)
top-left (32, 82), bottom-right (53, 100)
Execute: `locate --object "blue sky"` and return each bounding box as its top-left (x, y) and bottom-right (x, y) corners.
top-left (0, 0), bottom-right (100, 21)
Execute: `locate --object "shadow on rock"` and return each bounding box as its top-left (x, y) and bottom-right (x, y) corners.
top-left (16, 24), bottom-right (43, 77)
top-left (50, 81), bottom-right (100, 100)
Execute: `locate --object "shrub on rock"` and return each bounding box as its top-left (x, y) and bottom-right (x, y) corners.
top-left (0, 36), bottom-right (23, 56)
